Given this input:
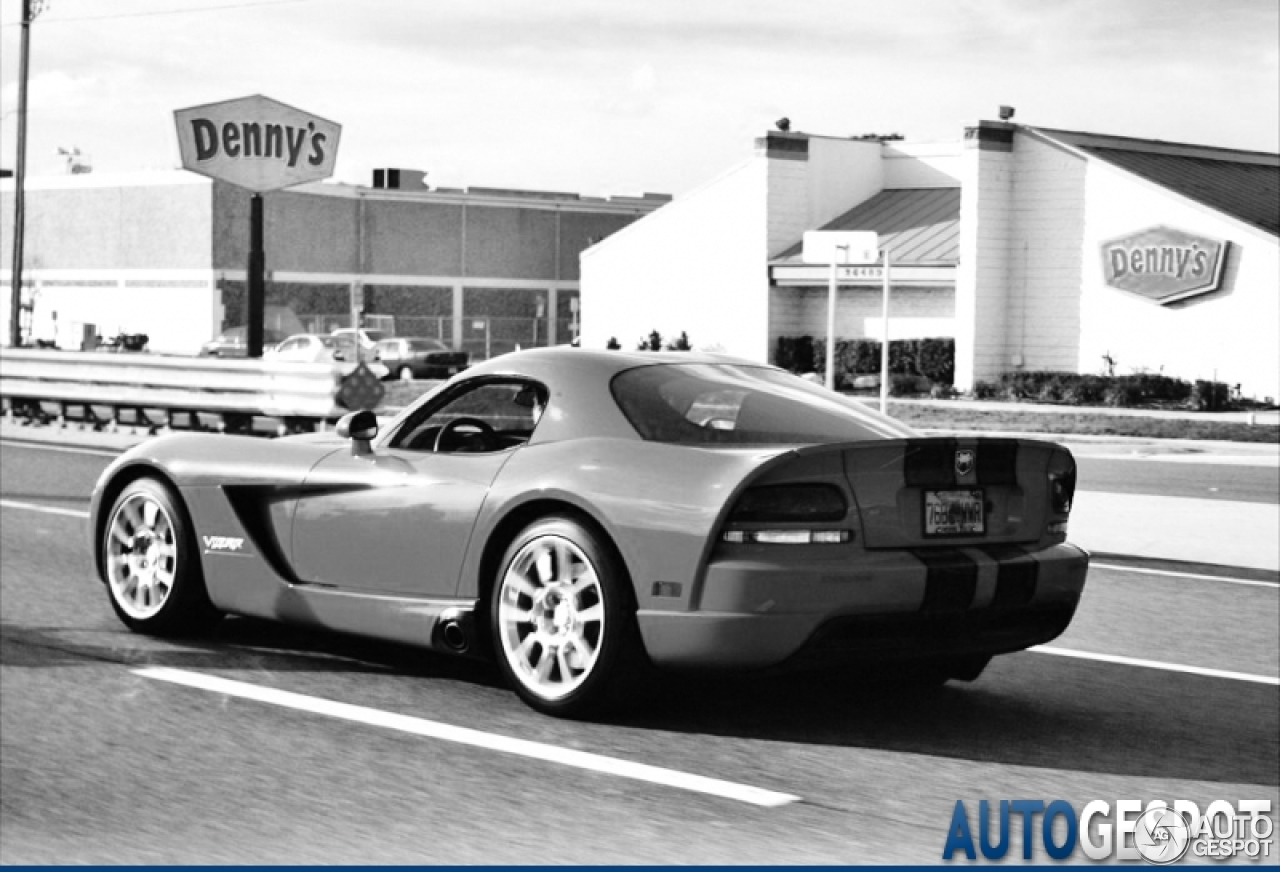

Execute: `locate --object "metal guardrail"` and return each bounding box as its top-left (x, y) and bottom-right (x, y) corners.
top-left (0, 349), bottom-right (351, 433)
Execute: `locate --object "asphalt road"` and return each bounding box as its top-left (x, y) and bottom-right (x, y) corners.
top-left (1, 441), bottom-right (1277, 863)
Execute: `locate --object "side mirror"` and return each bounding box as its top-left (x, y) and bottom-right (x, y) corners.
top-left (336, 410), bottom-right (378, 456)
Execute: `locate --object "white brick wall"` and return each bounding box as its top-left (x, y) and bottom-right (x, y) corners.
top-left (1003, 134), bottom-right (1088, 372)
top-left (954, 146), bottom-right (1015, 389)
top-left (766, 158), bottom-right (809, 258)
top-left (581, 158), bottom-right (772, 358)
top-left (769, 285), bottom-right (955, 363)
top-left (884, 142), bottom-right (962, 189)
top-left (1078, 160), bottom-right (1280, 401)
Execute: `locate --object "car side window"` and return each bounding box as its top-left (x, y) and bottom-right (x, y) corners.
top-left (393, 380), bottom-right (548, 454)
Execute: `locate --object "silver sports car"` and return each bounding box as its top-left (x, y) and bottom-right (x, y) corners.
top-left (89, 348), bottom-right (1089, 717)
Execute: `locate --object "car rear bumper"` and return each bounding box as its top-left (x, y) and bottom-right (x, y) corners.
top-left (635, 542), bottom-right (1088, 669)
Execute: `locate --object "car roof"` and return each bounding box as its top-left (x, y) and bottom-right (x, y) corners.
top-left (391, 347), bottom-right (780, 445)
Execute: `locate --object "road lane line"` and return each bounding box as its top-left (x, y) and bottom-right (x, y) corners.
top-left (1091, 562), bottom-right (1278, 589)
top-left (0, 439), bottom-right (120, 458)
top-left (0, 498), bottom-right (90, 519)
top-left (1031, 646), bottom-right (1279, 685)
top-left (133, 666), bottom-right (802, 808)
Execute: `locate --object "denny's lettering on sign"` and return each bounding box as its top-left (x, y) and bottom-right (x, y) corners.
top-left (174, 95), bottom-right (341, 192)
top-left (1100, 225), bottom-right (1230, 305)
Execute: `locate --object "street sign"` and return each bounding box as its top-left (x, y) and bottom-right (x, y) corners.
top-left (802, 231), bottom-right (879, 265)
top-left (338, 363), bottom-right (386, 411)
top-left (174, 95), bottom-right (341, 193)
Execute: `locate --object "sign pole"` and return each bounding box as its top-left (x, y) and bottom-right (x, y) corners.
top-left (879, 250), bottom-right (892, 415)
top-left (247, 193), bottom-right (266, 358)
top-left (825, 257), bottom-right (838, 390)
top-left (8, 0), bottom-right (35, 347)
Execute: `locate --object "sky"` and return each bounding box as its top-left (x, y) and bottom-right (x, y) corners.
top-left (1, 0), bottom-right (1278, 198)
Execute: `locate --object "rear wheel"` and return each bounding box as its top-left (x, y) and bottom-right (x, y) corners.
top-left (491, 516), bottom-right (644, 718)
top-left (102, 478), bottom-right (220, 636)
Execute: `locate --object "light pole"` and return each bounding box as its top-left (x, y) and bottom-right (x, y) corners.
top-left (9, 0), bottom-right (44, 347)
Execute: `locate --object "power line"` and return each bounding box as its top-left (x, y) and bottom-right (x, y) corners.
top-left (0, 0), bottom-right (315, 28)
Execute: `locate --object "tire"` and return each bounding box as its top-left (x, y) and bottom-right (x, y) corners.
top-left (101, 477), bottom-right (221, 636)
top-left (398, 366), bottom-right (414, 382)
top-left (490, 515), bottom-right (646, 718)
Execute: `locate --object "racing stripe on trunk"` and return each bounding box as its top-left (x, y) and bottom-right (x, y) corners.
top-left (905, 438), bottom-right (1020, 487)
top-left (975, 439), bottom-right (1020, 486)
top-left (912, 548), bottom-right (979, 613)
top-left (981, 543), bottom-right (1039, 609)
top-left (905, 439), bottom-right (958, 487)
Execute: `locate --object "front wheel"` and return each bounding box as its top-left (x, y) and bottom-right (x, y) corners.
top-left (101, 477), bottom-right (220, 636)
top-left (491, 516), bottom-right (644, 718)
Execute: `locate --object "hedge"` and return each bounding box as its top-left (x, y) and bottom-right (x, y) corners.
top-left (973, 371), bottom-right (1235, 410)
top-left (775, 335), bottom-right (955, 386)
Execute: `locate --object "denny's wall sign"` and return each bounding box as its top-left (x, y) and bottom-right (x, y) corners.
top-left (174, 95), bottom-right (341, 192)
top-left (1100, 225), bottom-right (1230, 305)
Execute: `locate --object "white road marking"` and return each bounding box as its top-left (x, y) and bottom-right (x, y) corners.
top-left (133, 666), bottom-right (802, 808)
top-left (0, 498), bottom-right (90, 519)
top-left (1031, 646), bottom-right (1279, 685)
top-left (1091, 561), bottom-right (1278, 589)
top-left (1080, 453), bottom-right (1279, 468)
top-left (0, 438), bottom-right (120, 458)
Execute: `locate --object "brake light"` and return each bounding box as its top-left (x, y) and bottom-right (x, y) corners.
top-left (723, 484), bottom-right (851, 545)
top-left (1049, 467), bottom-right (1076, 515)
top-left (729, 484), bottom-right (847, 524)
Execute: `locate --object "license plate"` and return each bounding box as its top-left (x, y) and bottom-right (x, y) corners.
top-left (924, 489), bottom-right (985, 537)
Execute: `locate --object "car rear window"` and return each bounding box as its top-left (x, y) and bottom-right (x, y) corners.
top-left (610, 363), bottom-right (913, 444)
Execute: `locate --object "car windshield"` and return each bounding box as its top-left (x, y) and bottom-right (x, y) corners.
top-left (408, 339), bottom-right (449, 351)
top-left (610, 363), bottom-right (914, 445)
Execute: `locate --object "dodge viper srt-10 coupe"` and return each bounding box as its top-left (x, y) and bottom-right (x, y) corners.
top-left (90, 348), bottom-right (1088, 717)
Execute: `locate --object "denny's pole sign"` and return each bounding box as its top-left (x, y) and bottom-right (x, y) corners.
top-left (1100, 225), bottom-right (1230, 305)
top-left (174, 96), bottom-right (341, 357)
top-left (174, 95), bottom-right (341, 191)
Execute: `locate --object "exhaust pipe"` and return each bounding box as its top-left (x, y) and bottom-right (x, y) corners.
top-left (435, 607), bottom-right (474, 654)
top-left (440, 620), bottom-right (468, 653)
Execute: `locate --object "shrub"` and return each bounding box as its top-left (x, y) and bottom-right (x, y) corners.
top-left (972, 380), bottom-right (1000, 399)
top-left (664, 331), bottom-right (693, 351)
top-left (775, 335), bottom-right (815, 372)
top-left (637, 330), bottom-right (663, 351)
top-left (606, 337), bottom-right (621, 350)
top-left (1192, 380), bottom-right (1230, 411)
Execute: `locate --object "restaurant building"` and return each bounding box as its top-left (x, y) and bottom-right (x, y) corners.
top-left (581, 119), bottom-right (1279, 400)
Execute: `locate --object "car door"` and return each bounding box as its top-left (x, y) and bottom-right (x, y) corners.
top-left (289, 378), bottom-right (546, 597)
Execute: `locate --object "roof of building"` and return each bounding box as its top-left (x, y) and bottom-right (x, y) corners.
top-left (1034, 127), bottom-right (1280, 237)
top-left (773, 187), bottom-right (960, 265)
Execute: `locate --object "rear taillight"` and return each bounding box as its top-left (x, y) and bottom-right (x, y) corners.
top-left (1049, 468), bottom-right (1076, 515)
top-left (723, 484), bottom-right (851, 545)
top-left (729, 484), bottom-right (847, 523)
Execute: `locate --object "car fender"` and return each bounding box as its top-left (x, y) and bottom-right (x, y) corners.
top-left (463, 437), bottom-right (787, 612)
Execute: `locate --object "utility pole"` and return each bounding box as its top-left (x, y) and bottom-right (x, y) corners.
top-left (8, 0), bottom-right (41, 347)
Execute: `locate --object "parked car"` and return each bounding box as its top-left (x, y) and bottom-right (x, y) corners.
top-left (267, 333), bottom-right (388, 377)
top-left (199, 326), bottom-right (287, 357)
top-left (374, 337), bottom-right (471, 380)
top-left (329, 327), bottom-right (389, 360)
top-left (87, 348), bottom-right (1087, 718)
